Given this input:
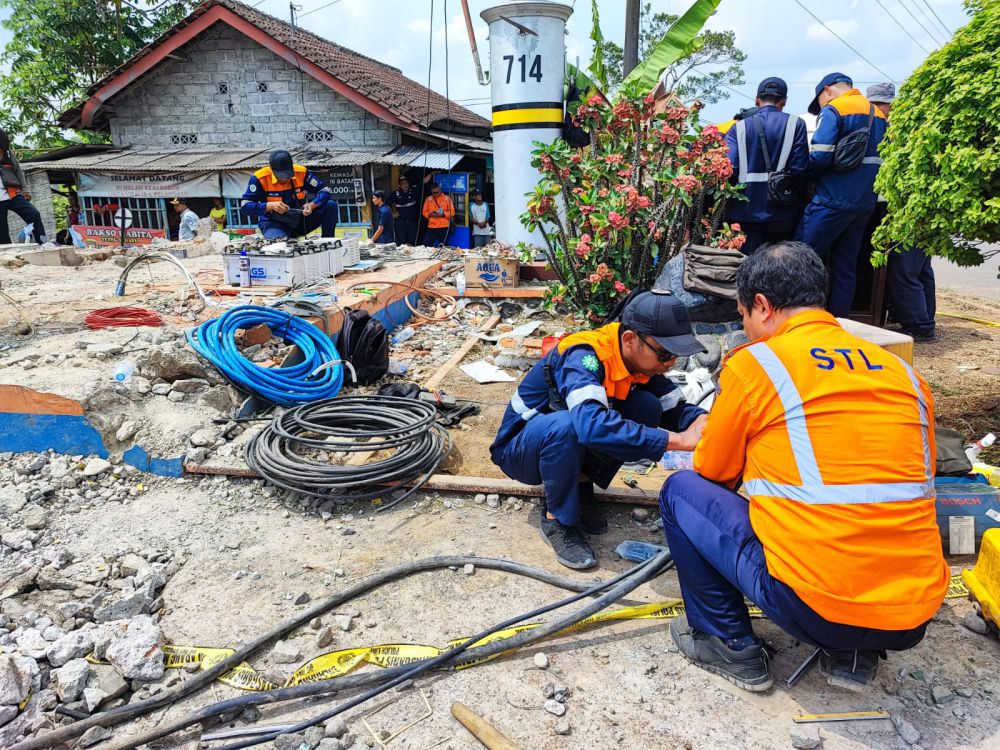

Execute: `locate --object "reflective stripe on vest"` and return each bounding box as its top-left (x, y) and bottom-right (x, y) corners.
top-left (742, 342), bottom-right (935, 505)
top-left (735, 115), bottom-right (798, 184)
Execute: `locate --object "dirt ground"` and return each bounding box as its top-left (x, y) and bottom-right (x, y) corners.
top-left (3, 470), bottom-right (994, 750)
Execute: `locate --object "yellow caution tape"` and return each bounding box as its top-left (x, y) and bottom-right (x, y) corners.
top-left (76, 575), bottom-right (972, 693)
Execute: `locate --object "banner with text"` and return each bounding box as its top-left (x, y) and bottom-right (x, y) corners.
top-left (77, 172), bottom-right (219, 199)
top-left (72, 224), bottom-right (167, 246)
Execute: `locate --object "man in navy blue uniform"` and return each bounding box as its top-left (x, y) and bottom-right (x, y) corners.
top-left (796, 73), bottom-right (888, 317)
top-left (241, 150), bottom-right (338, 240)
top-left (491, 291), bottom-right (709, 569)
top-left (865, 82), bottom-right (936, 341)
top-left (390, 176), bottom-right (419, 246)
top-left (725, 77), bottom-right (809, 255)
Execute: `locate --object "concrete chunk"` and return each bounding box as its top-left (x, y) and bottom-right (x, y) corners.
top-left (105, 615), bottom-right (164, 681)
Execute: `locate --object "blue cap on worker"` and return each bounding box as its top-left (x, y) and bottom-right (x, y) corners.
top-left (756, 77), bottom-right (788, 99)
top-left (269, 149), bottom-right (295, 181)
top-left (620, 290), bottom-right (707, 356)
top-left (808, 72), bottom-right (853, 115)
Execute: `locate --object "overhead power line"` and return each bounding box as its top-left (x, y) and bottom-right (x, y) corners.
top-left (791, 0), bottom-right (898, 83)
top-left (873, 0), bottom-right (931, 53)
top-left (299, 0), bottom-right (344, 18)
top-left (897, 0), bottom-right (947, 46)
top-left (919, 0), bottom-right (954, 37)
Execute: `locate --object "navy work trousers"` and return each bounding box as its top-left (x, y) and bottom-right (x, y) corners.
top-left (887, 246), bottom-right (936, 336)
top-left (0, 194), bottom-right (45, 244)
top-left (394, 217), bottom-right (418, 246)
top-left (658, 470), bottom-right (929, 651)
top-left (740, 219), bottom-right (799, 256)
top-left (796, 203), bottom-right (872, 318)
top-left (496, 390), bottom-right (662, 527)
top-left (261, 201), bottom-right (338, 240)
top-left (424, 226), bottom-right (450, 247)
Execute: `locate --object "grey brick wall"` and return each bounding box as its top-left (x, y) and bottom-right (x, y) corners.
top-left (108, 25), bottom-right (399, 150)
top-left (4, 171), bottom-right (56, 243)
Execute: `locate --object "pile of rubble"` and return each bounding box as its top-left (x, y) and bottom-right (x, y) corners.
top-left (0, 456), bottom-right (177, 746)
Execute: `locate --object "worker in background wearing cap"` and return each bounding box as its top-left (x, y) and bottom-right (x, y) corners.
top-left (866, 82), bottom-right (937, 341)
top-left (241, 149), bottom-right (338, 240)
top-left (170, 197), bottom-right (200, 242)
top-left (725, 77), bottom-right (809, 255)
top-left (659, 242), bottom-right (947, 692)
top-left (795, 73), bottom-right (888, 317)
top-left (490, 291), bottom-right (709, 570)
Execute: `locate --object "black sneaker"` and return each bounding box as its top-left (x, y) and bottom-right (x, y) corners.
top-left (669, 615), bottom-right (773, 692)
top-left (819, 649), bottom-right (882, 691)
top-left (539, 514), bottom-right (597, 570)
top-left (578, 498), bottom-right (608, 536)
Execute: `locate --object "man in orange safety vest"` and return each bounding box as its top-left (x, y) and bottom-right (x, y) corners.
top-left (658, 241), bottom-right (948, 692)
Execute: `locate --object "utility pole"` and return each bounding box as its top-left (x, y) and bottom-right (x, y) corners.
top-left (623, 0), bottom-right (641, 76)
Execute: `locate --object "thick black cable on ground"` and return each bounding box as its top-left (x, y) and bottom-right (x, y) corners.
top-left (213, 551), bottom-right (675, 750)
top-left (9, 557), bottom-right (617, 750)
top-left (246, 395), bottom-right (451, 511)
top-left (109, 551), bottom-right (673, 750)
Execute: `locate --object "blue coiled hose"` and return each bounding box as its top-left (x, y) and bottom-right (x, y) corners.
top-left (187, 305), bottom-right (343, 406)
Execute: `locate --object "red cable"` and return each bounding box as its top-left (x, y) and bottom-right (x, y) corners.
top-left (84, 307), bottom-right (163, 330)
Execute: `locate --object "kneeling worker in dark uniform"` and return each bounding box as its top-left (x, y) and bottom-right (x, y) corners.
top-left (491, 291), bottom-right (709, 569)
top-left (241, 150), bottom-right (338, 240)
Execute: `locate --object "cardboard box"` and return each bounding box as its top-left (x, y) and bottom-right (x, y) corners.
top-left (464, 255), bottom-right (520, 288)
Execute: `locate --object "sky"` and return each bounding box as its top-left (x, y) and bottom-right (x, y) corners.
top-left (0, 0), bottom-right (972, 127)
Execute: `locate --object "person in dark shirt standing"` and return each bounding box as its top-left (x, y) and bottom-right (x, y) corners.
top-left (390, 176), bottom-right (419, 245)
top-left (371, 190), bottom-right (394, 244)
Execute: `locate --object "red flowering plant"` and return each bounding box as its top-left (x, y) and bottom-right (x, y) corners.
top-left (521, 88), bottom-right (744, 320)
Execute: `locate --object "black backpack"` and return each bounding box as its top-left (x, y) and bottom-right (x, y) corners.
top-left (337, 308), bottom-right (388, 386)
top-left (831, 105), bottom-right (876, 174)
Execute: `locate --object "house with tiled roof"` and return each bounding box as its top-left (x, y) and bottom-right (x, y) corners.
top-left (26, 0), bottom-right (492, 244)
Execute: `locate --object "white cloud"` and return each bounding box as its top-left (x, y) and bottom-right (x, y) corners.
top-left (805, 18), bottom-right (859, 41)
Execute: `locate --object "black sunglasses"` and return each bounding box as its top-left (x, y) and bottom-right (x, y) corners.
top-left (639, 335), bottom-right (676, 363)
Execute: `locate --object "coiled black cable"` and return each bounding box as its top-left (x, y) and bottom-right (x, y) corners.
top-left (246, 395), bottom-right (451, 511)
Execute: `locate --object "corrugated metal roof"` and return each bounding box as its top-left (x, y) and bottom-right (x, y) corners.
top-left (389, 146), bottom-right (466, 170)
top-left (25, 146), bottom-right (417, 172)
top-left (424, 131), bottom-right (493, 153)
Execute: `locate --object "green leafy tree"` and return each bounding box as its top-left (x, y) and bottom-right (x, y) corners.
top-left (602, 2), bottom-right (745, 103)
top-left (873, 0), bottom-right (999, 273)
top-left (0, 0), bottom-right (193, 147)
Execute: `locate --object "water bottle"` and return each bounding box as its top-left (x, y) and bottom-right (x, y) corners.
top-left (965, 433), bottom-right (996, 464)
top-left (660, 451), bottom-right (694, 470)
top-left (238, 250), bottom-right (251, 287)
top-left (392, 327), bottom-right (415, 345)
top-left (455, 271), bottom-right (466, 297)
top-left (615, 540), bottom-right (670, 564)
top-left (112, 360), bottom-right (135, 383)
top-left (388, 361), bottom-right (409, 375)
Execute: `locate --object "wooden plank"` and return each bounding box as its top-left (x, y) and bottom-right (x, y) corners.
top-left (433, 286), bottom-right (546, 299)
top-left (184, 460), bottom-right (661, 507)
top-left (422, 313), bottom-right (501, 390)
top-left (419, 474), bottom-right (660, 507)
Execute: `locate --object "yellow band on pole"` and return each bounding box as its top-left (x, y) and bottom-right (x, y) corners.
top-left (491, 107), bottom-right (563, 127)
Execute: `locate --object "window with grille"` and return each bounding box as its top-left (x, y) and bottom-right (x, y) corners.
top-left (256, 81), bottom-right (268, 93)
top-left (217, 82), bottom-right (229, 95)
top-left (225, 197), bottom-right (256, 229)
top-left (80, 196), bottom-right (169, 230)
top-left (170, 133), bottom-right (198, 145)
top-left (305, 131), bottom-right (339, 143)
